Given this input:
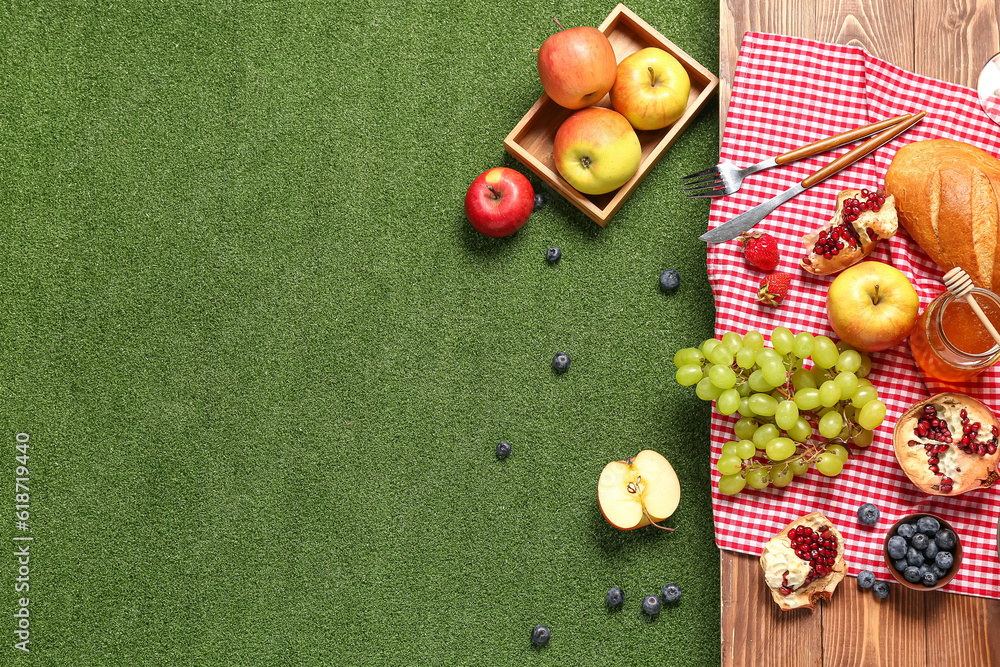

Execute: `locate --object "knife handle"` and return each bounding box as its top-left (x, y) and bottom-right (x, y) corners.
top-left (800, 111), bottom-right (927, 188)
top-left (774, 113), bottom-right (911, 165)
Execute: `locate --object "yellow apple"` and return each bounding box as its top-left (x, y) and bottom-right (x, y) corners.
top-left (598, 450), bottom-right (681, 531)
top-left (553, 107), bottom-right (641, 195)
top-left (826, 261), bottom-right (920, 352)
top-left (610, 47), bottom-right (691, 131)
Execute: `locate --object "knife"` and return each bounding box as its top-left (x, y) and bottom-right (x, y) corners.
top-left (699, 111), bottom-right (927, 243)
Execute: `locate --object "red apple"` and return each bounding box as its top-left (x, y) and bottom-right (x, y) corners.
top-left (537, 25), bottom-right (617, 110)
top-left (553, 107), bottom-right (641, 195)
top-left (610, 47), bottom-right (691, 130)
top-left (826, 261), bottom-right (920, 352)
top-left (464, 167), bottom-right (534, 238)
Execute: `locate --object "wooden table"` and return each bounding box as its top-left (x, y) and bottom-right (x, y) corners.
top-left (717, 2), bottom-right (1000, 665)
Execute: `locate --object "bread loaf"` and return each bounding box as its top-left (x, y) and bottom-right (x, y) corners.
top-left (884, 139), bottom-right (1000, 290)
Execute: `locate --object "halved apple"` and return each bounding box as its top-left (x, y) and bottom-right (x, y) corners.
top-left (598, 450), bottom-right (681, 530)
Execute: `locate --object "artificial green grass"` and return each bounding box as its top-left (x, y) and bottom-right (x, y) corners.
top-left (0, 0), bottom-right (720, 664)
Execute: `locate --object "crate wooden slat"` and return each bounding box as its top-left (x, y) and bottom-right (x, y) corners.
top-left (503, 3), bottom-right (719, 226)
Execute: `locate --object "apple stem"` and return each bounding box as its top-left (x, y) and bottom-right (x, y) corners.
top-left (872, 284), bottom-right (880, 305)
top-left (644, 509), bottom-right (677, 532)
top-left (486, 184), bottom-right (500, 200)
top-left (552, 17), bottom-right (565, 31)
top-left (648, 66), bottom-right (656, 86)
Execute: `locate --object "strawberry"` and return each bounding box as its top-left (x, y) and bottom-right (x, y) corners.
top-left (757, 272), bottom-right (793, 307)
top-left (739, 232), bottom-right (780, 271)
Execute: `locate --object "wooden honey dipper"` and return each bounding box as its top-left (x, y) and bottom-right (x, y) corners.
top-left (942, 267), bottom-right (1000, 348)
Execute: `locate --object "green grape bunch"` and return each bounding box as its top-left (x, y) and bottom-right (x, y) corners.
top-left (673, 327), bottom-right (887, 496)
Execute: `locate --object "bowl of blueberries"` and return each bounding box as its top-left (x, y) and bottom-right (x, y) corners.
top-left (883, 513), bottom-right (962, 591)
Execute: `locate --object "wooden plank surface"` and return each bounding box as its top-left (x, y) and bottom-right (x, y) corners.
top-left (718, 1), bottom-right (1000, 666)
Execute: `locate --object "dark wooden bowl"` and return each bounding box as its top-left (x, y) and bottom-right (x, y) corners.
top-left (883, 512), bottom-right (962, 591)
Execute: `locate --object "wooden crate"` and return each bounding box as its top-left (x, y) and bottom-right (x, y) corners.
top-left (503, 4), bottom-right (719, 227)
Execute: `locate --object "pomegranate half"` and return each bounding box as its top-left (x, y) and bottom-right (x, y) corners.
top-left (759, 512), bottom-right (848, 611)
top-left (892, 392), bottom-right (1000, 496)
top-left (800, 189), bottom-right (897, 275)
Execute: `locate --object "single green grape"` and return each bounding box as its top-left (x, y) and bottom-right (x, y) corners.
top-left (675, 364), bottom-right (705, 386)
top-left (792, 332), bottom-right (814, 359)
top-left (827, 444), bottom-right (849, 464)
top-left (709, 364), bottom-right (738, 390)
top-left (788, 457), bottom-right (810, 476)
top-left (790, 368), bottom-right (817, 391)
top-left (737, 397), bottom-right (754, 417)
top-left (755, 348), bottom-right (782, 366)
top-left (770, 326), bottom-right (794, 355)
top-left (748, 393), bottom-right (778, 417)
top-left (786, 417), bottom-right (813, 442)
top-left (857, 399), bottom-right (887, 430)
top-left (708, 345), bottom-right (734, 367)
top-left (721, 331), bottom-right (743, 354)
top-left (818, 411), bottom-right (844, 438)
top-left (735, 347), bottom-right (757, 369)
top-left (774, 400), bottom-right (799, 430)
top-left (850, 385), bottom-right (877, 408)
top-left (721, 440), bottom-right (740, 456)
top-left (696, 377), bottom-right (724, 401)
top-left (745, 468), bottom-right (771, 489)
top-left (752, 423), bottom-right (780, 449)
top-left (734, 418), bottom-right (759, 440)
top-left (765, 436), bottom-right (796, 461)
top-left (857, 377), bottom-right (873, 388)
top-left (818, 380), bottom-right (842, 407)
top-left (852, 429), bottom-right (875, 448)
top-left (736, 439), bottom-right (757, 459)
top-left (815, 452), bottom-right (845, 476)
top-left (793, 388), bottom-right (821, 411)
top-left (716, 454), bottom-right (743, 476)
top-left (716, 388), bottom-right (741, 415)
top-left (742, 330), bottom-right (765, 351)
top-left (771, 463), bottom-right (794, 487)
top-left (833, 371), bottom-right (859, 398)
top-left (748, 370), bottom-right (776, 393)
top-left (673, 347), bottom-right (704, 368)
top-left (812, 335), bottom-right (839, 369)
top-left (700, 338), bottom-right (721, 357)
top-left (836, 349), bottom-right (862, 373)
top-left (761, 359), bottom-right (787, 388)
top-left (810, 365), bottom-right (830, 387)
top-left (718, 474), bottom-right (747, 495)
top-left (857, 352), bottom-right (872, 378)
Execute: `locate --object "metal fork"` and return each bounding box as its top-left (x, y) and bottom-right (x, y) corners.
top-left (680, 113), bottom-right (912, 198)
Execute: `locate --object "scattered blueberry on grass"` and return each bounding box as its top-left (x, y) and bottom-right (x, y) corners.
top-left (546, 246), bottom-right (561, 263)
top-left (533, 192), bottom-right (547, 211)
top-left (872, 581), bottom-right (890, 599)
top-left (857, 503), bottom-right (880, 526)
top-left (642, 594), bottom-right (662, 615)
top-left (886, 535), bottom-right (907, 560)
top-left (552, 353), bottom-right (570, 373)
top-left (606, 587), bottom-right (624, 608)
top-left (661, 583), bottom-right (682, 604)
top-left (530, 625), bottom-right (550, 647)
top-left (496, 441), bottom-right (511, 459)
top-left (659, 269), bottom-right (681, 293)
top-left (857, 570), bottom-right (876, 589)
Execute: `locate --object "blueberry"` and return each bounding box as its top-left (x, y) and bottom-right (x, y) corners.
top-left (896, 523), bottom-right (916, 539)
top-left (935, 551), bottom-right (954, 570)
top-left (917, 516), bottom-right (941, 535)
top-left (921, 571), bottom-right (939, 587)
top-left (903, 566), bottom-right (922, 583)
top-left (659, 269), bottom-right (681, 293)
top-left (893, 558), bottom-right (908, 573)
top-left (905, 547), bottom-right (924, 567)
top-left (872, 581), bottom-right (890, 599)
top-left (887, 535), bottom-right (907, 560)
top-left (857, 503), bottom-right (880, 526)
top-left (923, 540), bottom-right (939, 561)
top-left (530, 624), bottom-right (550, 646)
top-left (661, 583), bottom-right (682, 604)
top-left (552, 352), bottom-right (570, 373)
top-left (918, 563), bottom-right (932, 576)
top-left (857, 570), bottom-right (876, 589)
top-left (642, 594), bottom-right (662, 615)
top-left (935, 528), bottom-right (957, 550)
top-left (606, 587), bottom-right (624, 608)
top-left (932, 564), bottom-right (948, 579)
top-left (546, 246), bottom-right (561, 263)
top-left (496, 441), bottom-right (512, 459)
top-left (533, 192), bottom-right (547, 211)
top-left (910, 533), bottom-right (928, 551)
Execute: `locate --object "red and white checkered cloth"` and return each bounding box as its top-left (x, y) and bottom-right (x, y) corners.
top-left (708, 32), bottom-right (1000, 598)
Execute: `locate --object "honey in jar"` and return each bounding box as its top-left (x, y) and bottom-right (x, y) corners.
top-left (909, 287), bottom-right (1000, 382)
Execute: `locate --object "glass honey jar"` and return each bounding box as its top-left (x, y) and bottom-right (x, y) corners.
top-left (909, 287), bottom-right (1000, 383)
